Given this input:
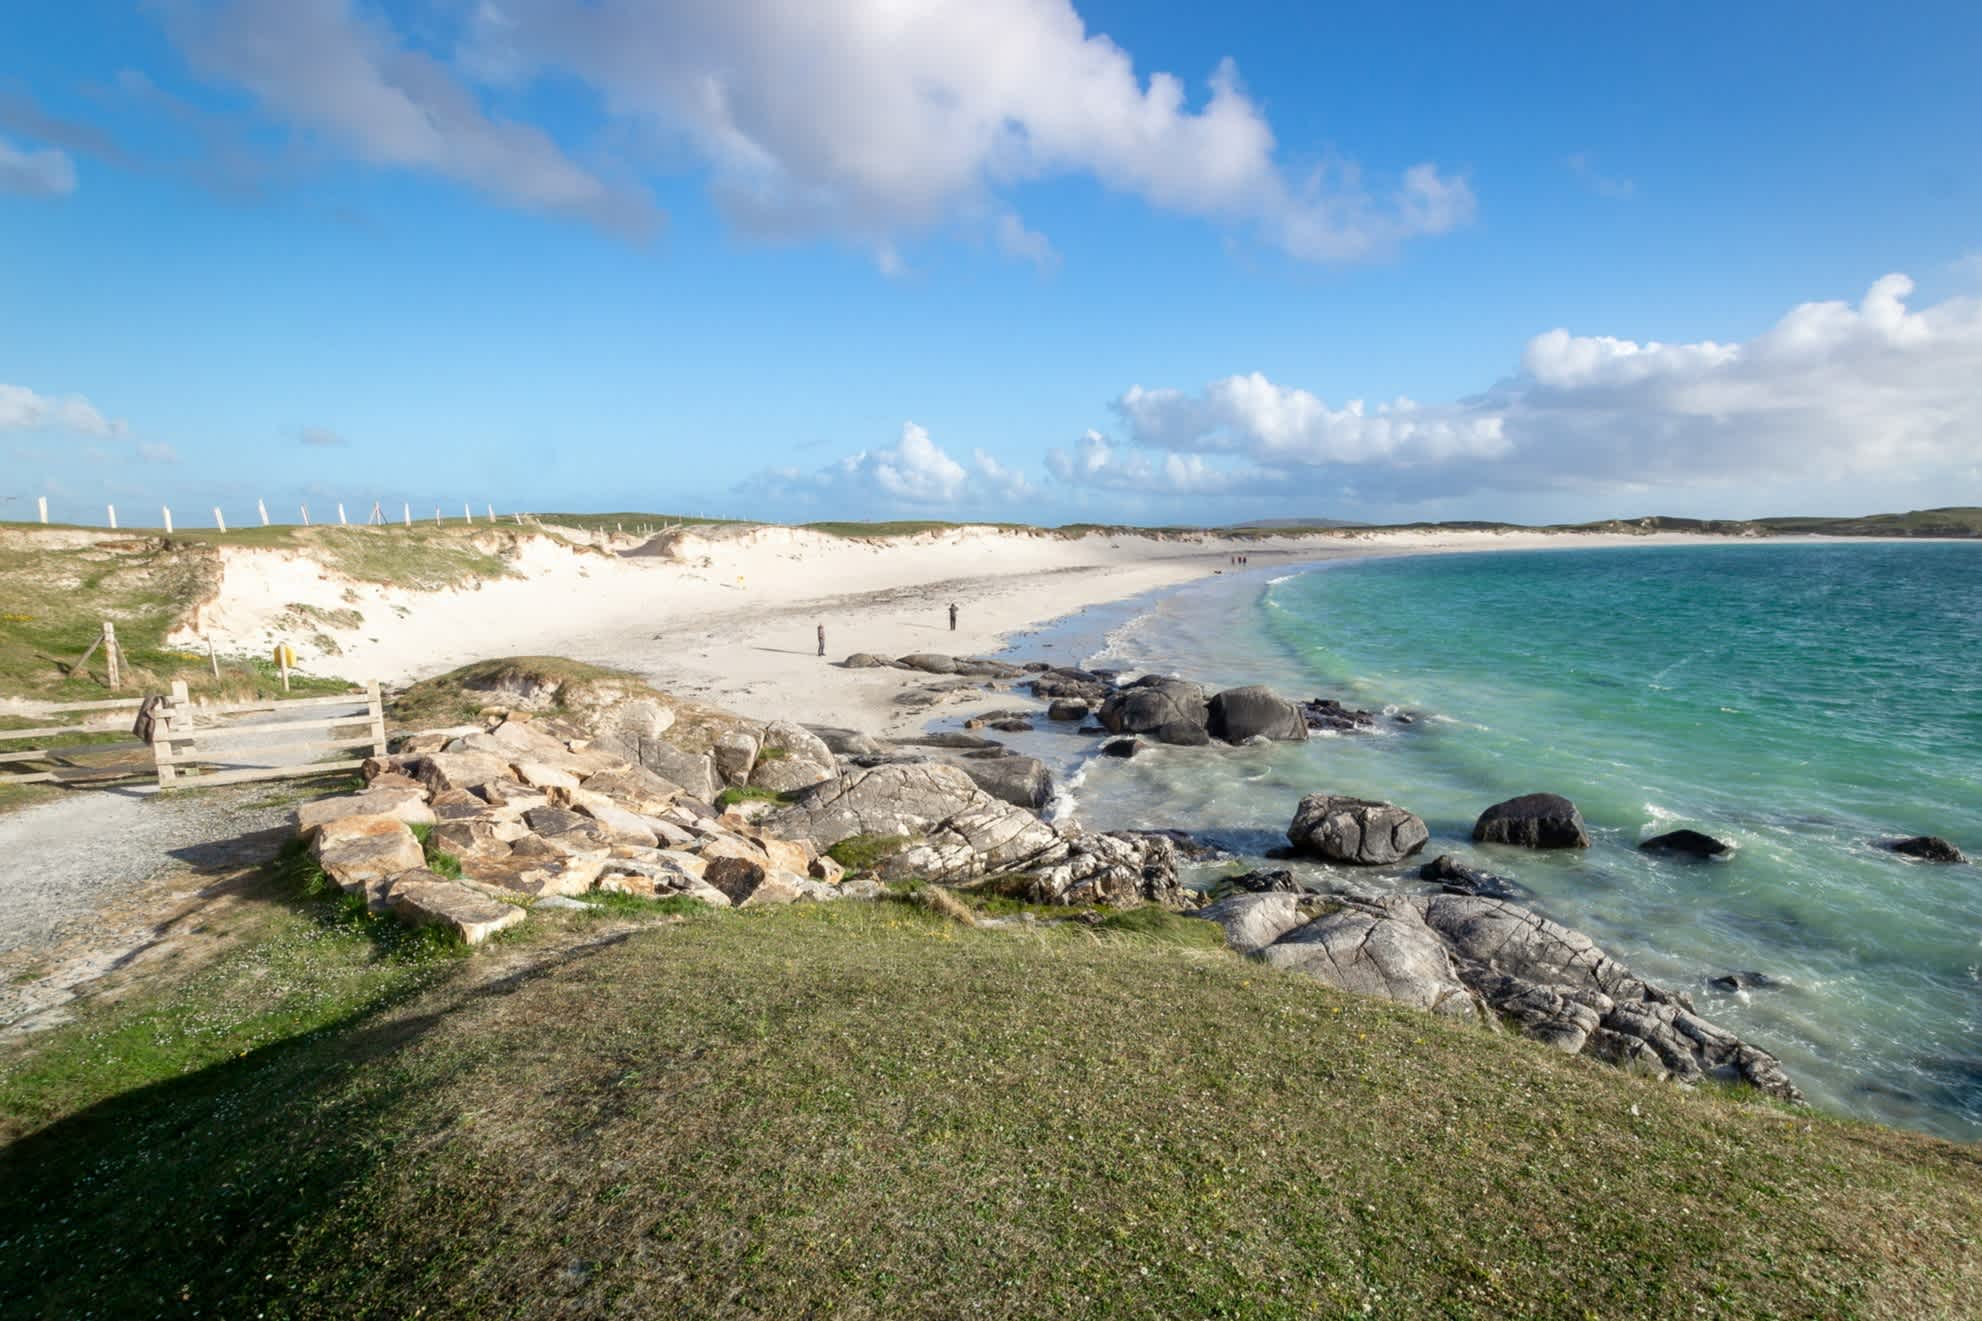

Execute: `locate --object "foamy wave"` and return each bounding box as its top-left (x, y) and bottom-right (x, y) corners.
top-left (1267, 573), bottom-right (1296, 585)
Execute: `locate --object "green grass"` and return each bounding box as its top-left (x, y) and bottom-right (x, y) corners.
top-left (1, 899), bottom-right (1977, 1319)
top-left (714, 784), bottom-right (789, 810)
top-left (825, 832), bottom-right (912, 872)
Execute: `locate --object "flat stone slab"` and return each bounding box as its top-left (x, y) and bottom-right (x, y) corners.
top-left (386, 872), bottom-right (525, 945)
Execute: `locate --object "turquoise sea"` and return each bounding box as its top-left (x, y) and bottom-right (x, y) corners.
top-left (1005, 543), bottom-right (1982, 1141)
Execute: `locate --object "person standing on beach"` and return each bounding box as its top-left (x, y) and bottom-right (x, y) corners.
top-left (817, 623), bottom-right (826, 657)
top-left (948, 602), bottom-right (958, 631)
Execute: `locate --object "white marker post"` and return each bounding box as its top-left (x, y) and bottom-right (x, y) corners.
top-left (487, 504), bottom-right (496, 522)
top-left (434, 507), bottom-right (442, 526)
top-left (163, 506), bottom-right (173, 534)
top-left (214, 507), bottom-right (227, 533)
top-left (107, 504), bottom-right (117, 529)
top-left (258, 499), bottom-right (270, 527)
top-left (36, 496), bottom-right (48, 524)
top-left (337, 503), bottom-right (347, 526)
top-left (464, 503), bottom-right (473, 524)
top-left (301, 504), bottom-right (312, 526)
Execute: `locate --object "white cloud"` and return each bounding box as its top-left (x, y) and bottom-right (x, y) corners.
top-left (0, 134), bottom-right (77, 197)
top-left (1063, 273), bottom-right (1982, 505)
top-left (1566, 152), bottom-right (1634, 201)
top-left (0, 383), bottom-right (124, 436)
top-left (160, 0), bottom-right (656, 234)
top-left (298, 425), bottom-right (349, 447)
top-left (746, 422), bottom-right (1035, 510)
top-left (452, 0), bottom-right (1469, 264)
top-left (1044, 430), bottom-right (1267, 496)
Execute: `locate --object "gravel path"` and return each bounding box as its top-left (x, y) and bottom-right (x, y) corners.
top-left (0, 784), bottom-right (296, 959)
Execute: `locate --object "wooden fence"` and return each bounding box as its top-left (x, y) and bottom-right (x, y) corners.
top-left (153, 681), bottom-right (386, 789)
top-left (1, 683), bottom-right (386, 791)
top-left (0, 695), bottom-right (154, 787)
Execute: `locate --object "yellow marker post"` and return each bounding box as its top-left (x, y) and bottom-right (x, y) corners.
top-left (273, 642), bottom-right (296, 692)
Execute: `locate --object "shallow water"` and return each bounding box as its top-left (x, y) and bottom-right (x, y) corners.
top-left (992, 543), bottom-right (1982, 1142)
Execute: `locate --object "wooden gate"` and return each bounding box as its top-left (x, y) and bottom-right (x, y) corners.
top-left (152, 681), bottom-right (387, 789)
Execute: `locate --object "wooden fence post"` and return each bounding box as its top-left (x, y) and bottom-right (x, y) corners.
top-left (367, 680), bottom-right (387, 757)
top-left (207, 637), bottom-right (219, 678)
top-left (155, 678), bottom-right (191, 787)
top-left (103, 621), bottom-right (121, 689)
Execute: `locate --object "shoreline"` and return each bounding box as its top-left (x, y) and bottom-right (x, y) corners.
top-left (174, 524), bottom-right (1880, 738)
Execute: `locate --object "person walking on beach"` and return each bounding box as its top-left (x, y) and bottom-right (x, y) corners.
top-left (817, 623), bottom-right (826, 657)
top-left (948, 602), bottom-right (958, 631)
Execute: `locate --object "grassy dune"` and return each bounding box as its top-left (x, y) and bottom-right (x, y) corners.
top-left (2, 880), bottom-right (1976, 1320)
top-left (0, 522), bottom-right (572, 699)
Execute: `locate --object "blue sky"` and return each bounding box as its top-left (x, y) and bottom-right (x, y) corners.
top-left (2, 0), bottom-right (1979, 528)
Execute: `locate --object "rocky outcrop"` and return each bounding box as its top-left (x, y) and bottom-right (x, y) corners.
top-left (1641, 829), bottom-right (1732, 858)
top-left (1286, 794), bottom-right (1429, 865)
top-left (1299, 698), bottom-right (1385, 734)
top-left (1024, 832), bottom-right (1185, 908)
top-left (1473, 793), bottom-right (1590, 849)
top-left (1261, 900), bottom-right (1480, 1019)
top-left (1206, 685), bottom-right (1309, 743)
top-left (1191, 891), bottom-right (1304, 955)
top-left (1883, 835), bottom-right (1967, 863)
top-left (1098, 677), bottom-right (1210, 746)
top-left (1199, 886), bottom-right (1800, 1100)
top-left (1046, 699), bottom-right (1090, 722)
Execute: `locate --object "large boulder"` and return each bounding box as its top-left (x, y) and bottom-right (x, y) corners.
top-left (1097, 677), bottom-right (1210, 746)
top-left (577, 765), bottom-right (684, 815)
top-left (1206, 685), bottom-right (1310, 744)
top-left (748, 720), bottom-right (838, 794)
top-left (896, 653), bottom-right (959, 674)
top-left (1260, 899), bottom-right (1480, 1019)
top-left (385, 872), bottom-right (524, 945)
top-left (1472, 793), bottom-right (1590, 849)
top-left (1286, 794), bottom-right (1429, 865)
top-left (1883, 835), bottom-right (1966, 863)
top-left (416, 750), bottom-right (513, 795)
top-left (312, 814), bottom-right (427, 904)
top-left (711, 730), bottom-right (758, 785)
top-left (959, 755), bottom-right (1054, 810)
top-left (1190, 891), bottom-right (1306, 955)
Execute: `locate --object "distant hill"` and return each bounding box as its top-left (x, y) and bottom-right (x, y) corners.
top-left (1227, 517), bottom-right (1373, 530)
top-left (1557, 508), bottom-right (1982, 538)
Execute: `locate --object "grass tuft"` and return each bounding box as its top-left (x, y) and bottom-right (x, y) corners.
top-left (825, 832), bottom-right (911, 872)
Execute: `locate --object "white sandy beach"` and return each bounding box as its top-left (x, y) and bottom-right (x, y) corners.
top-left (174, 524), bottom-right (1800, 736)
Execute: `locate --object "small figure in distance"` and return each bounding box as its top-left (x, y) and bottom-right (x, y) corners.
top-left (948, 602), bottom-right (958, 632)
top-left (817, 622), bottom-right (826, 658)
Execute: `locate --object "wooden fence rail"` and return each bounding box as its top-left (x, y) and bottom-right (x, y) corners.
top-left (0, 696), bottom-right (152, 787)
top-left (153, 680), bottom-right (386, 789)
top-left (2, 683), bottom-right (387, 790)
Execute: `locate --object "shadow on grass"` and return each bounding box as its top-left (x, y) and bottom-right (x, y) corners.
top-left (0, 927), bottom-right (634, 1317)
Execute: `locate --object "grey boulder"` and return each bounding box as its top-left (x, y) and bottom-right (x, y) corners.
top-left (1286, 794), bottom-right (1429, 865)
top-left (958, 754), bottom-right (1054, 810)
top-left (1472, 793), bottom-right (1590, 849)
top-left (1206, 685), bottom-right (1310, 744)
